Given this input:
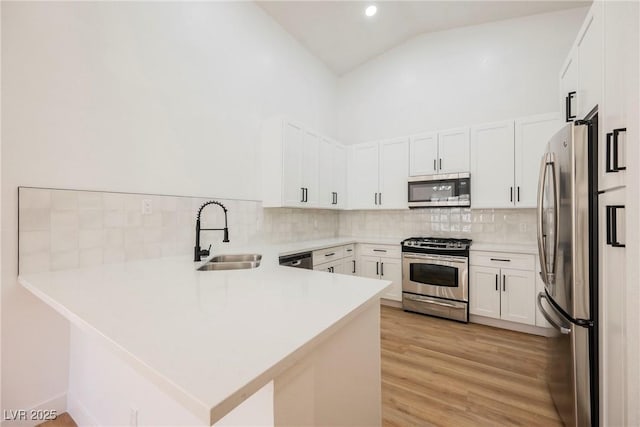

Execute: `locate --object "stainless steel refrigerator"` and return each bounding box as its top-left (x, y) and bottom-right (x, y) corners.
top-left (536, 115), bottom-right (599, 427)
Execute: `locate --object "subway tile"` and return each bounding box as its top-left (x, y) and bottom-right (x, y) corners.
top-left (51, 191), bottom-right (78, 211)
top-left (20, 209), bottom-right (51, 231)
top-left (19, 188), bottom-right (51, 209)
top-left (78, 192), bottom-right (103, 210)
top-left (104, 210), bottom-right (125, 228)
top-left (103, 229), bottom-right (124, 248)
top-left (79, 229), bottom-right (103, 250)
top-left (19, 252), bottom-right (51, 274)
top-left (79, 210), bottom-right (103, 230)
top-left (142, 213), bottom-right (162, 228)
top-left (19, 231), bottom-right (50, 255)
top-left (51, 228), bottom-right (79, 253)
top-left (51, 211), bottom-right (79, 229)
top-left (51, 250), bottom-right (79, 271)
top-left (103, 247), bottom-right (125, 264)
top-left (79, 248), bottom-right (103, 267)
top-left (103, 193), bottom-right (125, 210)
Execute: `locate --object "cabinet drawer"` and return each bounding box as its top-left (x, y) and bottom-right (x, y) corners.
top-left (470, 251), bottom-right (534, 270)
top-left (343, 244), bottom-right (355, 257)
top-left (358, 244), bottom-right (401, 258)
top-left (312, 246), bottom-right (345, 265)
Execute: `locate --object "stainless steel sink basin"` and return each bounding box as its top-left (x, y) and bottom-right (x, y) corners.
top-left (210, 254), bottom-right (262, 263)
top-left (197, 254), bottom-right (262, 271)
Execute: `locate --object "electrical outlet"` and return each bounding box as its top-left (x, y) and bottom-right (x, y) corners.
top-left (141, 199), bottom-right (152, 215)
top-left (129, 407), bottom-right (138, 427)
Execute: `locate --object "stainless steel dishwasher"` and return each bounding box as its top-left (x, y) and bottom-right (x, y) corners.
top-left (278, 252), bottom-right (312, 269)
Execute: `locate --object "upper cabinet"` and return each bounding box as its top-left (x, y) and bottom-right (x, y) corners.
top-left (470, 120), bottom-right (515, 209)
top-left (471, 114), bottom-right (561, 209)
top-left (409, 128), bottom-right (469, 176)
top-left (261, 118), bottom-right (346, 209)
top-left (575, 3), bottom-right (603, 121)
top-left (349, 138), bottom-right (409, 210)
top-left (560, 51), bottom-right (578, 123)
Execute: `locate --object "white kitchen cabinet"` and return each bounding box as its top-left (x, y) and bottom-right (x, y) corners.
top-left (514, 113), bottom-right (562, 208)
top-left (356, 244), bottom-right (402, 302)
top-left (560, 50), bottom-right (578, 123)
top-left (312, 244), bottom-right (356, 276)
top-left (262, 118), bottom-right (346, 209)
top-left (302, 130), bottom-right (320, 206)
top-left (599, 0), bottom-right (638, 191)
top-left (409, 128), bottom-right (469, 176)
top-left (318, 138), bottom-right (348, 209)
top-left (349, 138), bottom-right (408, 210)
top-left (575, 3), bottom-right (603, 121)
top-left (469, 251), bottom-right (537, 326)
top-left (438, 127), bottom-right (470, 174)
top-left (599, 187), bottom-right (627, 427)
top-left (338, 255), bottom-right (357, 276)
top-left (469, 265), bottom-right (501, 319)
top-left (409, 132), bottom-right (438, 176)
top-left (470, 120), bottom-right (515, 208)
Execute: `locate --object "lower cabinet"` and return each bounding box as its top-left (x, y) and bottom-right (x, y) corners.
top-left (469, 251), bottom-right (536, 326)
top-left (357, 246), bottom-right (402, 302)
top-left (312, 245), bottom-right (356, 275)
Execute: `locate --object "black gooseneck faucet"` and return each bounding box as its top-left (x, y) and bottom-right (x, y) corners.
top-left (194, 200), bottom-right (229, 262)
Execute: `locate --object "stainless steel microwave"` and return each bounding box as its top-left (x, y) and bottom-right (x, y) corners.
top-left (407, 173), bottom-right (471, 208)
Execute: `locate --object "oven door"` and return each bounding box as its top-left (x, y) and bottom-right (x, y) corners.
top-left (402, 253), bottom-right (468, 301)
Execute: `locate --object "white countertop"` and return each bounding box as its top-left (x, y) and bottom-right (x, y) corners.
top-left (276, 237), bottom-right (402, 256)
top-left (18, 247), bottom-right (390, 425)
top-left (470, 241), bottom-right (538, 255)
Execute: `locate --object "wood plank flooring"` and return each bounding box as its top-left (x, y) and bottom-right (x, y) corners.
top-left (37, 307), bottom-right (561, 427)
top-left (381, 306), bottom-right (562, 427)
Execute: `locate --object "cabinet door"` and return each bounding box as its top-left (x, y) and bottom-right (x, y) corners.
top-left (600, 1), bottom-right (637, 191)
top-left (438, 127), bottom-right (470, 174)
top-left (378, 138), bottom-right (409, 209)
top-left (560, 50), bottom-right (578, 123)
top-left (379, 257), bottom-right (402, 302)
top-left (358, 256), bottom-right (380, 280)
top-left (318, 137), bottom-right (335, 208)
top-left (349, 143), bottom-right (379, 209)
top-left (409, 132), bottom-right (438, 176)
top-left (333, 143), bottom-right (348, 209)
top-left (470, 121), bottom-right (515, 208)
top-left (313, 259), bottom-right (341, 273)
top-left (500, 268), bottom-right (536, 325)
top-left (599, 188), bottom-right (627, 427)
top-left (282, 121), bottom-right (304, 207)
top-left (576, 3), bottom-right (603, 120)
top-left (302, 130), bottom-right (320, 207)
top-left (514, 114), bottom-right (562, 208)
top-left (338, 256), bottom-right (357, 276)
top-left (469, 266), bottom-right (501, 319)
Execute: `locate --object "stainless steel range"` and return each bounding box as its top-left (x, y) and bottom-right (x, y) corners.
top-left (401, 237), bottom-right (471, 323)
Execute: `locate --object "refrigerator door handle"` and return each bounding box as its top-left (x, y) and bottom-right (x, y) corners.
top-left (537, 292), bottom-right (571, 334)
top-left (536, 152), bottom-right (559, 286)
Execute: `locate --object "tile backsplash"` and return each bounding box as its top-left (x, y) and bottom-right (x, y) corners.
top-left (19, 187), bottom-right (534, 274)
top-left (338, 208), bottom-right (536, 244)
top-left (18, 188), bottom-right (339, 274)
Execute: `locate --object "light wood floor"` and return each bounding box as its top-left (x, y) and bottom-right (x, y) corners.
top-left (38, 307), bottom-right (561, 427)
top-left (381, 306), bottom-right (562, 427)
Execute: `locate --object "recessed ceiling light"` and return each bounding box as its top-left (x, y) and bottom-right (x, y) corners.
top-left (365, 5), bottom-right (377, 17)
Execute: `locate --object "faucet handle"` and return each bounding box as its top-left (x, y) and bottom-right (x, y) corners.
top-left (201, 244), bottom-right (211, 257)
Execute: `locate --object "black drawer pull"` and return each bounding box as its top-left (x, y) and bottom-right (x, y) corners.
top-left (490, 258), bottom-right (511, 262)
top-left (606, 205), bottom-right (626, 247)
top-left (373, 249), bottom-right (387, 253)
top-left (495, 275), bottom-right (498, 291)
top-left (565, 91), bottom-right (576, 122)
top-left (503, 275), bottom-right (506, 291)
top-left (376, 261), bottom-right (379, 275)
top-left (381, 262), bottom-right (384, 276)
top-left (352, 260), bottom-right (356, 274)
top-left (324, 252), bottom-right (335, 257)
top-left (606, 128), bottom-right (627, 173)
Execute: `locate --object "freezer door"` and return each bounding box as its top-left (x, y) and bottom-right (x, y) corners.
top-left (538, 292), bottom-right (593, 427)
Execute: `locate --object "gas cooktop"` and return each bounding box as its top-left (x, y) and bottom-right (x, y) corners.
top-left (401, 237), bottom-right (472, 255)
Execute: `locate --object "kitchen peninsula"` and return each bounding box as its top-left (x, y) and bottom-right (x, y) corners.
top-left (18, 250), bottom-right (390, 426)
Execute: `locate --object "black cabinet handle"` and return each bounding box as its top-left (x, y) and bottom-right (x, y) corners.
top-left (565, 91), bottom-right (576, 122)
top-left (490, 258), bottom-right (511, 262)
top-left (324, 252), bottom-right (335, 257)
top-left (374, 193), bottom-right (377, 205)
top-left (606, 128), bottom-right (627, 173)
top-left (379, 193), bottom-right (382, 205)
top-left (352, 260), bottom-right (356, 274)
top-left (376, 261), bottom-right (379, 275)
top-left (503, 275), bottom-right (506, 291)
top-left (433, 159), bottom-right (437, 171)
top-left (517, 186), bottom-right (520, 202)
top-left (381, 262), bottom-right (384, 276)
top-left (439, 158), bottom-right (442, 170)
top-left (510, 187), bottom-right (513, 202)
top-left (305, 188), bottom-right (308, 202)
top-left (606, 205), bottom-right (626, 247)
top-left (495, 274), bottom-right (498, 291)
top-left (301, 188), bottom-right (305, 203)
top-left (373, 249), bottom-right (387, 253)
top-left (346, 248), bottom-right (353, 252)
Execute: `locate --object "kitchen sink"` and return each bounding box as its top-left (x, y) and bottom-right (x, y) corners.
top-left (210, 254), bottom-right (262, 263)
top-left (197, 254), bottom-right (262, 271)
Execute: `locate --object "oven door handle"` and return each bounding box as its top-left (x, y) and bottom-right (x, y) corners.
top-left (403, 254), bottom-right (467, 264)
top-left (404, 294), bottom-right (462, 308)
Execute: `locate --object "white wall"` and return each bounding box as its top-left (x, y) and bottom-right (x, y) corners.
top-left (336, 7), bottom-right (588, 144)
top-left (1, 1), bottom-right (337, 415)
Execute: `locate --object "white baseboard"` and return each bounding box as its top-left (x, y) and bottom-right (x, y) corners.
top-left (380, 298), bottom-right (402, 308)
top-left (67, 393), bottom-right (100, 427)
top-left (470, 315), bottom-right (554, 337)
top-left (1, 393), bottom-right (67, 427)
